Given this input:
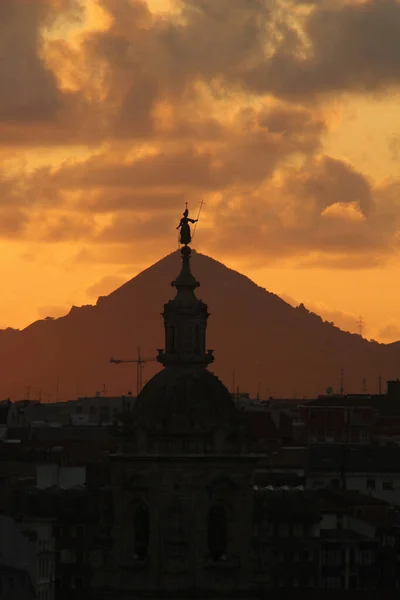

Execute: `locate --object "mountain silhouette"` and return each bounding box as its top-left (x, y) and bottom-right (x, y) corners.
top-left (0, 250), bottom-right (399, 401)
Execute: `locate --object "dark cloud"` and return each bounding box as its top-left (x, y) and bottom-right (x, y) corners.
top-left (74, 103), bottom-right (323, 190)
top-left (0, 207), bottom-right (29, 236)
top-left (0, 0), bottom-right (399, 272)
top-left (34, 213), bottom-right (96, 242)
top-left (0, 0), bottom-right (95, 146)
top-left (202, 156), bottom-right (400, 266)
top-left (0, 0), bottom-right (85, 123)
top-left (284, 156), bottom-right (373, 216)
top-left (159, 0), bottom-right (272, 83)
top-left (4, 0), bottom-right (400, 148)
top-left (0, 132), bottom-right (398, 268)
top-left (0, 101), bottom-right (322, 228)
top-left (0, 0), bottom-right (60, 123)
top-left (245, 0), bottom-right (400, 100)
top-left (53, 148), bottom-right (234, 191)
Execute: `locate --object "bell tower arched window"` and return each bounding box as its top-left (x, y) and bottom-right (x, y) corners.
top-left (134, 504), bottom-right (150, 561)
top-left (207, 505), bottom-right (227, 561)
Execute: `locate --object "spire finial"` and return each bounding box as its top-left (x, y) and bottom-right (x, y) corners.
top-left (172, 245), bottom-right (199, 292)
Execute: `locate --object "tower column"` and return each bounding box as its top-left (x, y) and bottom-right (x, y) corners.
top-left (157, 246), bottom-right (214, 368)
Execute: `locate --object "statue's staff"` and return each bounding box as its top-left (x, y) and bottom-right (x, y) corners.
top-left (192, 199), bottom-right (205, 241)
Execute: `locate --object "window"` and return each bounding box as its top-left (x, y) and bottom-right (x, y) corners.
top-left (134, 504), bottom-right (150, 561)
top-left (383, 535), bottom-right (395, 547)
top-left (366, 479), bottom-right (376, 490)
top-left (304, 550), bottom-right (314, 561)
top-left (60, 549), bottom-right (75, 563)
top-left (208, 505), bottom-right (227, 561)
top-left (323, 577), bottom-right (341, 589)
top-left (278, 524), bottom-right (288, 536)
top-left (349, 575), bottom-right (358, 589)
top-left (293, 524), bottom-right (302, 537)
top-left (75, 577), bottom-right (84, 589)
top-left (383, 480), bottom-right (394, 491)
top-left (330, 478), bottom-right (340, 488)
top-left (359, 550), bottom-right (374, 566)
top-left (323, 550), bottom-right (342, 566)
top-left (75, 525), bottom-right (85, 538)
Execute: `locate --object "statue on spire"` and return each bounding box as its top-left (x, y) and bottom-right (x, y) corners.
top-left (177, 207), bottom-right (197, 246)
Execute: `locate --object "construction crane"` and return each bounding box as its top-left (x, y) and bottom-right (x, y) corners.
top-left (110, 347), bottom-right (156, 395)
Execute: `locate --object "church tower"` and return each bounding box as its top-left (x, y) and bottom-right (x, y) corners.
top-left (129, 212), bottom-right (240, 455)
top-left (100, 208), bottom-right (258, 597)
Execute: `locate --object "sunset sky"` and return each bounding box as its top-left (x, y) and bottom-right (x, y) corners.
top-left (2, 0), bottom-right (400, 343)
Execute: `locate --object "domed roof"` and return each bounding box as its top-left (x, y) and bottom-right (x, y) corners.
top-left (132, 366), bottom-right (238, 435)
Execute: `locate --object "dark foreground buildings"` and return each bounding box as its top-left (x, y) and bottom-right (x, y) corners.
top-left (1, 224), bottom-right (400, 599)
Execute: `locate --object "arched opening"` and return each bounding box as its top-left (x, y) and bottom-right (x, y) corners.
top-left (207, 505), bottom-right (227, 561)
top-left (134, 504), bottom-right (150, 560)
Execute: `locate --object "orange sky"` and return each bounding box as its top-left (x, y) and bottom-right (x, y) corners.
top-left (1, 0), bottom-right (400, 343)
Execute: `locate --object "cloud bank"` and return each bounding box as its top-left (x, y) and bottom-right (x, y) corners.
top-left (1, 0), bottom-right (400, 271)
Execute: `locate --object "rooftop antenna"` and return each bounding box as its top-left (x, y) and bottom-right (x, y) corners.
top-left (192, 199), bottom-right (205, 241)
top-left (340, 364), bottom-right (344, 395)
top-left (357, 316), bottom-right (365, 337)
top-left (362, 377), bottom-right (367, 393)
top-left (256, 381), bottom-right (260, 400)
